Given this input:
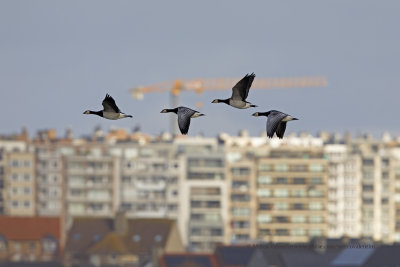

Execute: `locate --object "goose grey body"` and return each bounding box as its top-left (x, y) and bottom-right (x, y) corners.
top-left (252, 110), bottom-right (298, 139)
top-left (161, 106), bottom-right (204, 135)
top-left (212, 73), bottom-right (257, 109)
top-left (83, 94), bottom-right (133, 120)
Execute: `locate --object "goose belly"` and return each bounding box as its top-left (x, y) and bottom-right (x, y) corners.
top-left (103, 112), bottom-right (120, 120)
top-left (229, 100), bottom-right (247, 109)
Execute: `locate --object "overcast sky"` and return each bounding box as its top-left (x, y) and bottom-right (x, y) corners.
top-left (0, 1), bottom-right (399, 138)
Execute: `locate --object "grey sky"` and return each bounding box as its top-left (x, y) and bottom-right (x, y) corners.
top-left (0, 1), bottom-right (399, 137)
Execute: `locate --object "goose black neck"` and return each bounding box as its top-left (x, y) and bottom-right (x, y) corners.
top-left (166, 108), bottom-right (179, 114)
top-left (90, 110), bottom-right (103, 117)
top-left (219, 99), bottom-right (230, 105)
top-left (259, 112), bottom-right (270, 117)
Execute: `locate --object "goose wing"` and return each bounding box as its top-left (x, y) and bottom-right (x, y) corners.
top-left (102, 94), bottom-right (121, 113)
top-left (276, 122), bottom-right (287, 139)
top-left (177, 107), bottom-right (196, 135)
top-left (266, 111), bottom-right (288, 138)
top-left (231, 73), bottom-right (255, 100)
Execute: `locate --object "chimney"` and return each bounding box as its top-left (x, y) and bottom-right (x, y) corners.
top-left (114, 210), bottom-right (128, 235)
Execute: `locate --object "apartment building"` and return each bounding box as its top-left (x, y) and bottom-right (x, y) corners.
top-left (348, 137), bottom-right (396, 243)
top-left (0, 140), bottom-right (27, 215)
top-left (325, 144), bottom-right (362, 238)
top-left (35, 144), bottom-right (64, 216)
top-left (5, 151), bottom-right (36, 216)
top-left (64, 144), bottom-right (119, 218)
top-left (117, 142), bottom-right (183, 219)
top-left (392, 148), bottom-right (400, 242)
top-left (225, 151), bottom-right (258, 243)
top-left (177, 137), bottom-right (227, 252)
top-left (255, 146), bottom-right (328, 243)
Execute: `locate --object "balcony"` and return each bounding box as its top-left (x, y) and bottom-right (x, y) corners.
top-left (136, 181), bottom-right (166, 191)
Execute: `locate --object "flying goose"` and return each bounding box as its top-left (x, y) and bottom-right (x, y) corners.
top-left (212, 73), bottom-right (257, 109)
top-left (160, 106), bottom-right (204, 135)
top-left (83, 94), bottom-right (132, 120)
top-left (252, 110), bottom-right (298, 139)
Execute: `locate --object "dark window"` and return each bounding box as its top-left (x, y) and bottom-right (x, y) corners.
top-left (362, 159), bottom-right (374, 166)
top-left (292, 165), bottom-right (307, 172)
top-left (276, 177), bottom-right (288, 184)
top-left (275, 229), bottom-right (289, 236)
top-left (293, 203), bottom-right (305, 210)
top-left (362, 185), bottom-right (374, 191)
top-left (310, 177), bottom-right (323, 184)
top-left (293, 178), bottom-right (306, 184)
top-left (259, 203), bottom-right (272, 210)
top-left (275, 216), bottom-right (289, 223)
top-left (363, 198), bottom-right (373, 204)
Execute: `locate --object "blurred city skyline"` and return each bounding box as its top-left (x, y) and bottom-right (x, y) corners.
top-left (1, 1), bottom-right (399, 137)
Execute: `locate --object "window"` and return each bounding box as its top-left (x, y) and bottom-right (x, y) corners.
top-left (292, 189), bottom-right (306, 197)
top-left (291, 215), bottom-right (306, 223)
top-left (309, 229), bottom-right (322, 236)
top-left (310, 177), bottom-right (323, 184)
top-left (309, 189), bottom-right (323, 197)
top-left (10, 160), bottom-right (19, 167)
top-left (231, 167), bottom-right (250, 176)
top-left (258, 164), bottom-right (271, 171)
top-left (309, 202), bottom-right (323, 210)
top-left (275, 216), bottom-right (289, 223)
top-left (257, 214), bottom-right (272, 223)
top-left (275, 229), bottom-right (289, 236)
top-left (309, 164), bottom-right (324, 172)
top-left (273, 189), bottom-right (289, 197)
top-left (292, 165), bottom-right (307, 172)
top-left (293, 203), bottom-right (305, 210)
top-left (293, 178), bottom-right (306, 184)
top-left (276, 177), bottom-right (288, 184)
top-left (232, 207), bottom-right (250, 216)
top-left (191, 228), bottom-right (201, 235)
top-left (257, 176), bottom-right (272, 184)
top-left (257, 189), bottom-right (271, 197)
top-left (362, 185), bottom-right (374, 191)
top-left (258, 203), bottom-right (272, 210)
top-left (292, 229), bottom-right (306, 236)
top-left (231, 194), bottom-right (250, 202)
top-left (309, 216), bottom-right (323, 223)
top-left (274, 202), bottom-right (289, 210)
top-left (211, 228), bottom-right (223, 235)
top-left (275, 164), bottom-right (289, 172)
top-left (362, 159), bottom-right (374, 166)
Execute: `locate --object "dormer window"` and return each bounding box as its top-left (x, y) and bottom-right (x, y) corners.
top-left (132, 235), bottom-right (141, 242)
top-left (42, 235), bottom-right (57, 253)
top-left (154, 235), bottom-right (162, 242)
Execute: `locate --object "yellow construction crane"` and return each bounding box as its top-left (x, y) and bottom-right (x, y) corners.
top-left (130, 75), bottom-right (327, 134)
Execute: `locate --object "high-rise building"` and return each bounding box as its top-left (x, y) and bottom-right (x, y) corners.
top-left (35, 144), bottom-right (64, 216)
top-left (5, 151), bottom-right (36, 216)
top-left (325, 144), bottom-right (362, 238)
top-left (64, 144), bottom-right (119, 218)
top-left (177, 137), bottom-right (227, 252)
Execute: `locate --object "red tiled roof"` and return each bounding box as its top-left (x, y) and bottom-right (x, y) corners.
top-left (0, 216), bottom-right (60, 241)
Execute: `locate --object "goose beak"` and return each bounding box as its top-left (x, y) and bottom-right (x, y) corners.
top-left (160, 109), bottom-right (167, 113)
top-left (252, 112), bottom-right (259, 117)
top-left (212, 99), bottom-right (218, 103)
